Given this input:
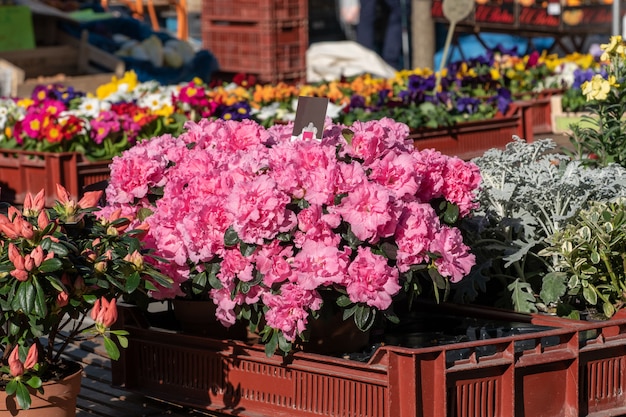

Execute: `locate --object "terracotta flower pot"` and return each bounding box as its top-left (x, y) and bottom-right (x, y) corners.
top-left (0, 362), bottom-right (82, 417)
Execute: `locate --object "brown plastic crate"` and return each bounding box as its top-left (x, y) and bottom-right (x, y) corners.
top-left (202, 0), bottom-right (307, 22)
top-left (202, 19), bottom-right (307, 83)
top-left (111, 303), bottom-right (626, 417)
top-left (0, 150), bottom-right (110, 206)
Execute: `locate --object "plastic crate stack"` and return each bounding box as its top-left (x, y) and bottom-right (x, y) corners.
top-left (201, 0), bottom-right (308, 85)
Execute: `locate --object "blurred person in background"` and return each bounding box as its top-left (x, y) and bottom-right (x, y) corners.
top-left (356, 0), bottom-right (404, 70)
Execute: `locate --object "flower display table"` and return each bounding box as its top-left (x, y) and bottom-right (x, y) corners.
top-left (112, 303), bottom-right (626, 417)
top-left (0, 150), bottom-right (110, 206)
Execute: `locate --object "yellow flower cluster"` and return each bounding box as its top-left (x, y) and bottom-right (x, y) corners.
top-left (600, 36), bottom-right (625, 61)
top-left (582, 74), bottom-right (618, 101)
top-left (95, 71), bottom-right (139, 100)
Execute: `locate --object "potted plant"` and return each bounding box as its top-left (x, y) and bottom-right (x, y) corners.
top-left (102, 116), bottom-right (481, 356)
top-left (456, 137), bottom-right (626, 317)
top-left (0, 184), bottom-right (171, 415)
top-left (0, 73), bottom-right (186, 206)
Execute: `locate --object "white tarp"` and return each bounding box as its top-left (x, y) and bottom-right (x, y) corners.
top-left (306, 41), bottom-right (397, 83)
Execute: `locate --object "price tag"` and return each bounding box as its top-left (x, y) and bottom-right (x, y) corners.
top-left (292, 96), bottom-right (329, 140)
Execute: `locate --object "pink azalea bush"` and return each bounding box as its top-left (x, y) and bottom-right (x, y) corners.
top-left (103, 117), bottom-right (481, 355)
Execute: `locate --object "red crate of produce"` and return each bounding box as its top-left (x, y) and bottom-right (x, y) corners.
top-left (111, 302), bottom-right (626, 417)
top-left (202, 19), bottom-right (307, 84)
top-left (203, 0), bottom-right (307, 22)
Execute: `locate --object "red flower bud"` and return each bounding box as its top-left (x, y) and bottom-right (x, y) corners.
top-left (57, 291), bottom-right (69, 308)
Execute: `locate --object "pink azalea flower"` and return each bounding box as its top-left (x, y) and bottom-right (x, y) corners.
top-left (442, 157), bottom-right (482, 217)
top-left (429, 226), bottom-right (476, 283)
top-left (331, 181), bottom-right (397, 242)
top-left (395, 202), bottom-right (441, 272)
top-left (345, 246), bottom-right (401, 310)
top-left (292, 239), bottom-right (351, 289)
top-left (262, 284), bottom-right (323, 342)
top-left (227, 175), bottom-right (297, 245)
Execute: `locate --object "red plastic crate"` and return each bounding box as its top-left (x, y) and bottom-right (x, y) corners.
top-left (202, 19), bottom-right (307, 84)
top-left (0, 149), bottom-right (110, 207)
top-left (410, 103), bottom-right (534, 160)
top-left (111, 303), bottom-right (626, 417)
top-left (202, 0), bottom-right (307, 22)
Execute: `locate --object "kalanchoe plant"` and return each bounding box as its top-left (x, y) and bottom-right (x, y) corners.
top-left (0, 185), bottom-right (171, 410)
top-left (539, 198), bottom-right (626, 319)
top-left (458, 137), bottom-right (626, 314)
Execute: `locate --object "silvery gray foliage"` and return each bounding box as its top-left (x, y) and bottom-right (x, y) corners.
top-left (455, 136), bottom-right (626, 312)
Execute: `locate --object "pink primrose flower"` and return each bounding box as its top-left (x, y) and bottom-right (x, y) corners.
top-left (345, 246), bottom-right (401, 310)
top-left (262, 284), bottom-right (323, 342)
top-left (429, 226), bottom-right (476, 283)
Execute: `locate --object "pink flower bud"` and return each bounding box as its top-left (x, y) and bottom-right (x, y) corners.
top-left (56, 291), bottom-right (69, 308)
top-left (8, 347), bottom-right (24, 377)
top-left (90, 298), bottom-right (101, 322)
top-left (30, 246), bottom-right (44, 268)
top-left (78, 191), bottom-right (103, 209)
top-left (8, 243), bottom-right (25, 270)
top-left (37, 210), bottom-right (51, 231)
top-left (23, 189), bottom-right (45, 216)
top-left (124, 250), bottom-right (144, 270)
top-left (55, 184), bottom-right (72, 204)
top-left (23, 344), bottom-right (38, 370)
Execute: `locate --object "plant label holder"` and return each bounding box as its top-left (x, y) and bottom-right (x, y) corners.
top-left (292, 95), bottom-right (329, 140)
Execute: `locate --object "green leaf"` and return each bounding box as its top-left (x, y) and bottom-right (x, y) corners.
top-left (277, 333), bottom-right (292, 354)
top-left (26, 376), bottom-right (42, 389)
top-left (33, 278), bottom-right (47, 318)
top-left (13, 280), bottom-right (36, 314)
top-left (507, 279), bottom-right (537, 313)
top-left (603, 302), bottom-right (616, 318)
top-left (264, 330), bottom-right (279, 357)
top-left (125, 271), bottom-right (141, 293)
top-left (224, 227), bottom-right (240, 247)
top-left (16, 382), bottom-right (31, 410)
top-left (116, 334), bottom-right (129, 349)
top-left (335, 295), bottom-right (353, 308)
top-left (540, 272), bottom-right (568, 304)
top-left (240, 242), bottom-right (256, 257)
top-left (37, 258), bottom-right (63, 273)
top-left (104, 336), bottom-right (121, 360)
top-left (5, 379), bottom-right (17, 396)
top-left (583, 285), bottom-right (598, 305)
top-left (354, 305), bottom-right (376, 331)
top-left (442, 202), bottom-right (460, 224)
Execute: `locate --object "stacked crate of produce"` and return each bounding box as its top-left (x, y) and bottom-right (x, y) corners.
top-left (202, 0), bottom-right (308, 84)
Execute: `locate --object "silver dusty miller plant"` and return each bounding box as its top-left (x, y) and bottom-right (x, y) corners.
top-left (455, 137), bottom-right (626, 314)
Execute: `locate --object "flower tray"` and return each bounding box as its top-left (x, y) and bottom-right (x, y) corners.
top-left (111, 303), bottom-right (626, 417)
top-left (0, 149), bottom-right (110, 206)
top-left (514, 88), bottom-right (564, 135)
top-left (409, 103), bottom-right (534, 160)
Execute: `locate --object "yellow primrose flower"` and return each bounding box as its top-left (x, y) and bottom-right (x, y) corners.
top-left (17, 98), bottom-right (34, 108)
top-left (582, 74), bottom-right (617, 101)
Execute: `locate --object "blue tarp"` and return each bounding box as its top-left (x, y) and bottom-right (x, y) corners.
top-left (61, 18), bottom-right (218, 85)
top-left (434, 30), bottom-right (555, 69)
